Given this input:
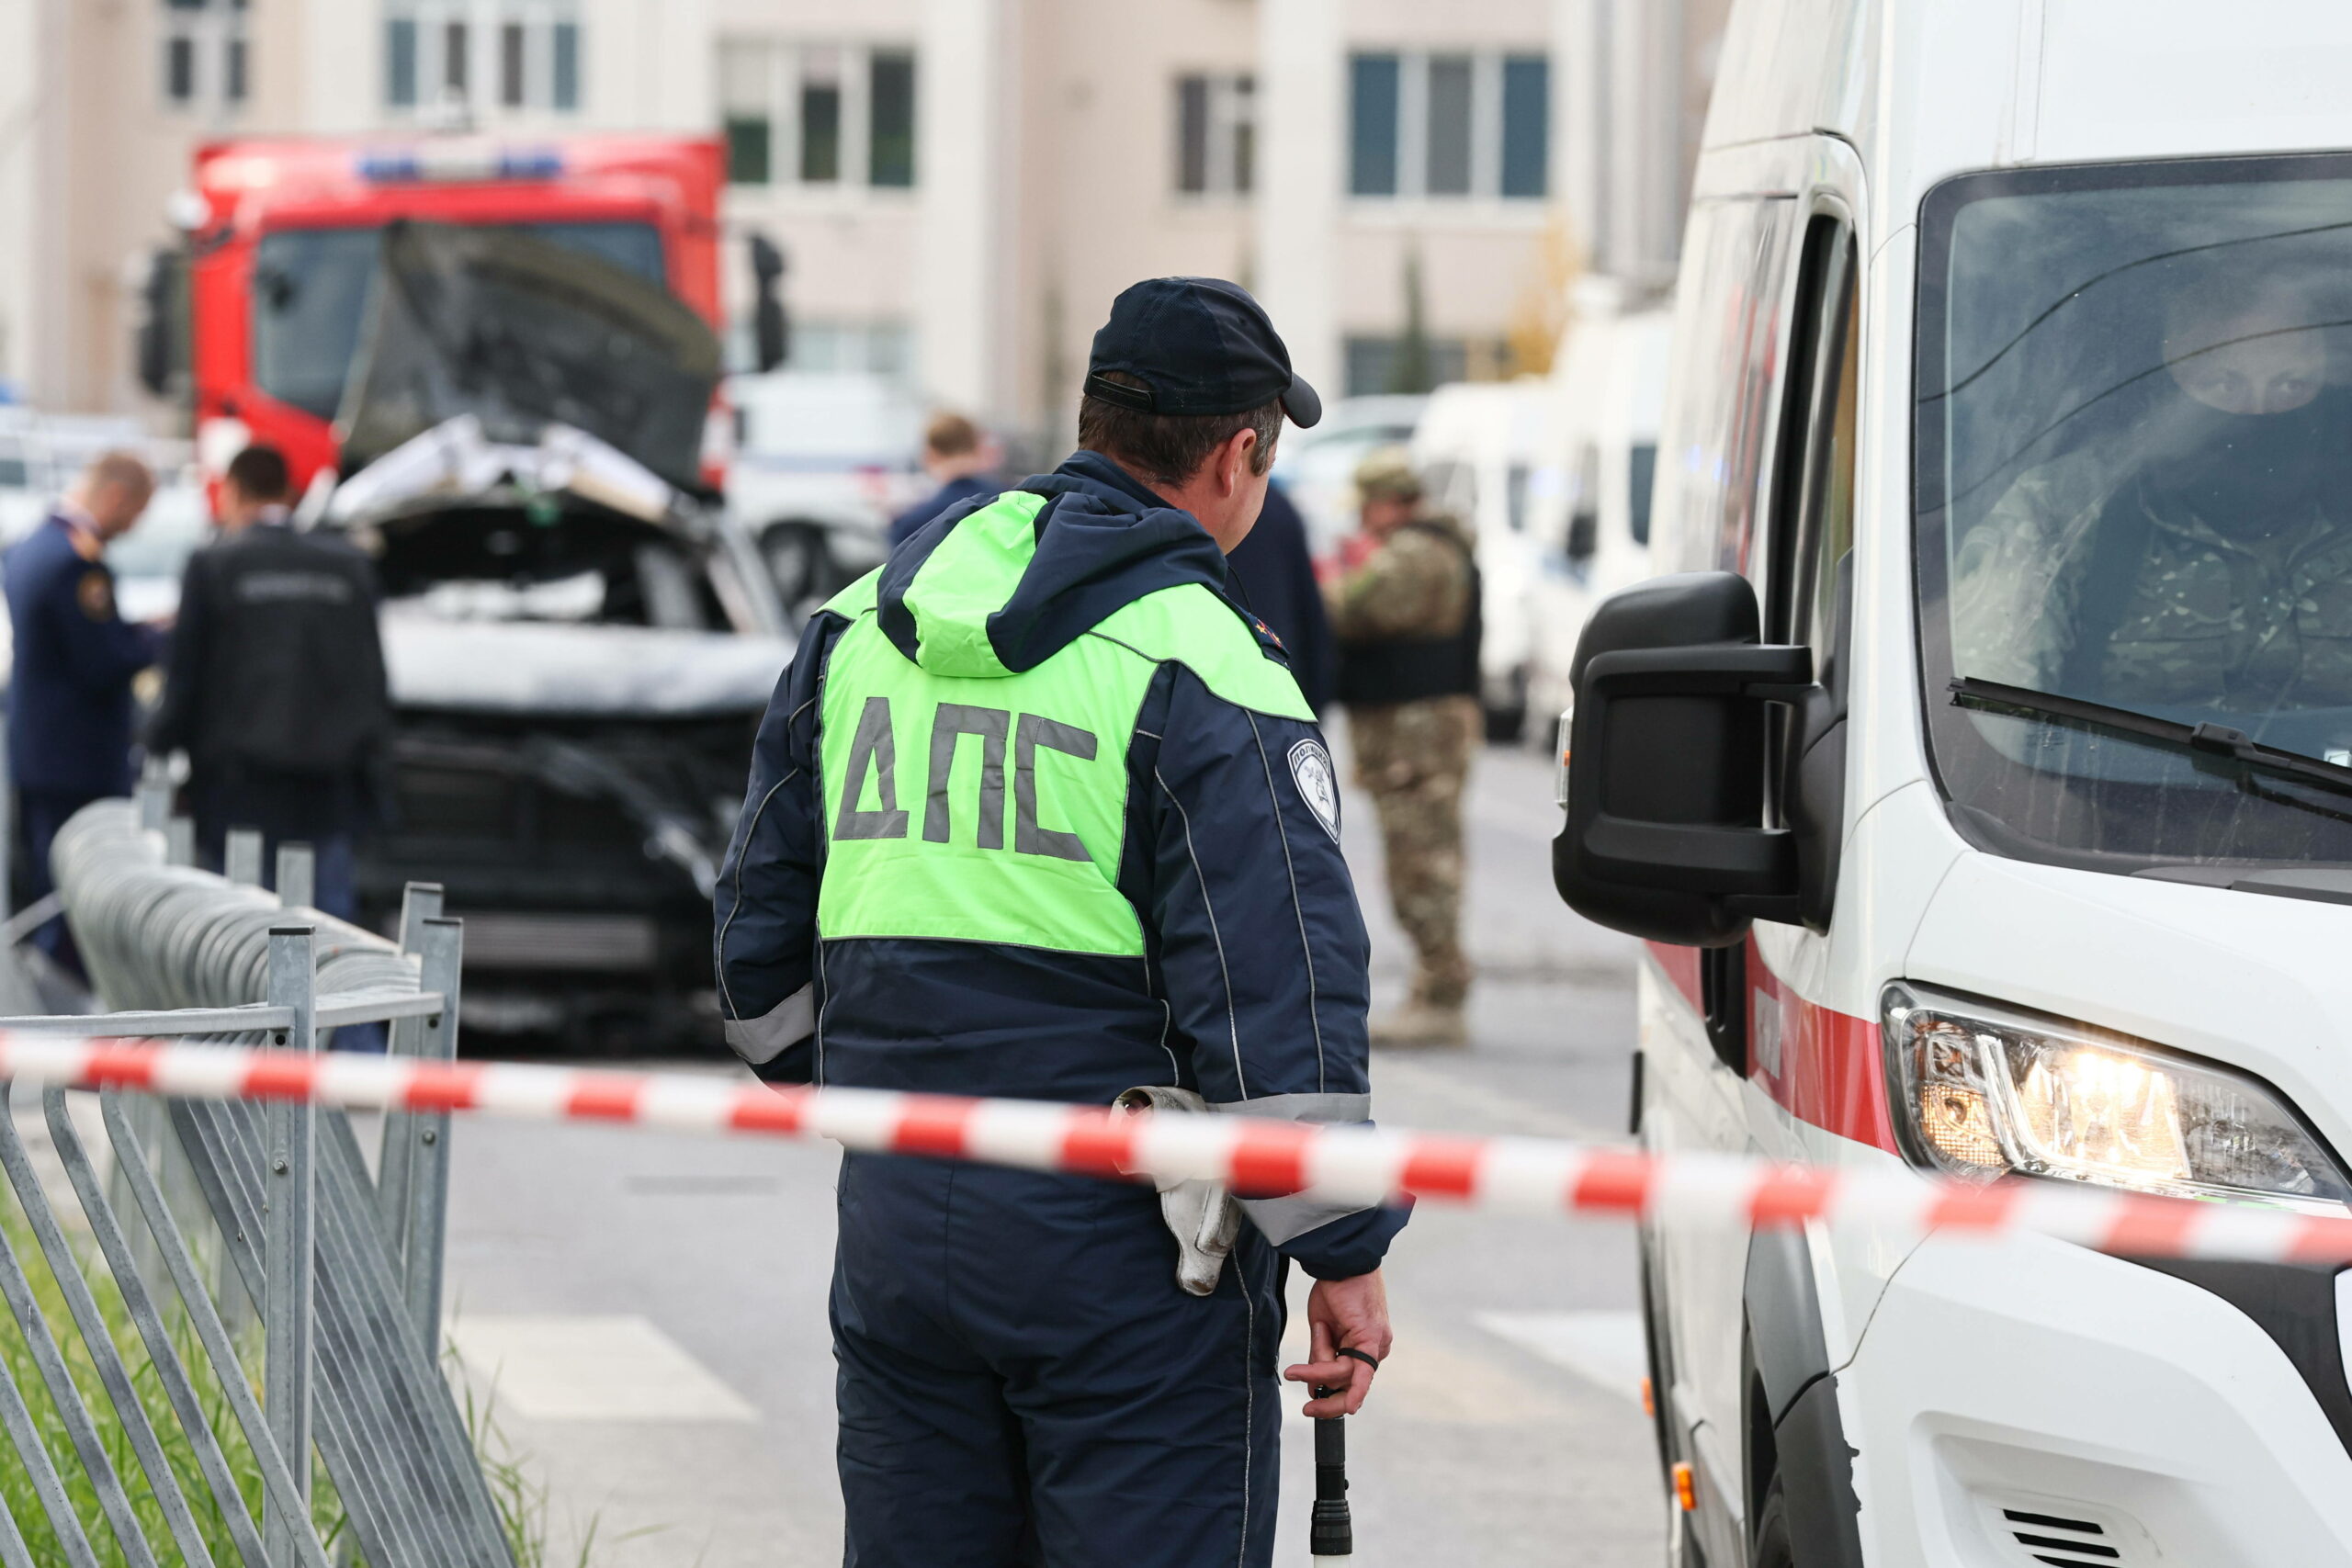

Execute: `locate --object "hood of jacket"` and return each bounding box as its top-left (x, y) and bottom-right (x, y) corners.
top-left (873, 450), bottom-right (1237, 678)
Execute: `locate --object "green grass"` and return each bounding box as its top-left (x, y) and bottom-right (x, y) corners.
top-left (0, 1168), bottom-right (561, 1568)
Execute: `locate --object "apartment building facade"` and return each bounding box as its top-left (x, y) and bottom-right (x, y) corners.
top-left (0, 0), bottom-right (1724, 446)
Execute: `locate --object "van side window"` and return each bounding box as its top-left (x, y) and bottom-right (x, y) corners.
top-left (1650, 198), bottom-right (1793, 574)
top-left (1626, 441), bottom-right (1657, 547)
top-left (1565, 442), bottom-right (1600, 572)
top-left (1761, 215), bottom-right (1859, 832)
top-left (1765, 214), bottom-right (1860, 666)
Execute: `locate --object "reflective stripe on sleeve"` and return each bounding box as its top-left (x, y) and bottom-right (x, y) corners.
top-left (724, 984), bottom-right (815, 1066)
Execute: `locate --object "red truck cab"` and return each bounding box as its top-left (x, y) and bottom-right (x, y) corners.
top-left (180, 133), bottom-right (729, 496)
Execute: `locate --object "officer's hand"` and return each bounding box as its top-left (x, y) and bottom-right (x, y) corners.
top-left (1283, 1269), bottom-right (1391, 1417)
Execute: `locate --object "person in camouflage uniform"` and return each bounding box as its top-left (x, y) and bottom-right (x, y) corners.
top-left (1327, 449), bottom-right (1481, 1047)
top-left (1952, 276), bottom-right (2352, 709)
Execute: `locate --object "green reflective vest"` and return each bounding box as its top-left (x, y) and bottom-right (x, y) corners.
top-left (814, 490), bottom-right (1314, 959)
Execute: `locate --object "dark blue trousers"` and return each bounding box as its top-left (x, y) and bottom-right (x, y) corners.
top-left (833, 1153), bottom-right (1285, 1567)
top-left (18, 787), bottom-right (104, 979)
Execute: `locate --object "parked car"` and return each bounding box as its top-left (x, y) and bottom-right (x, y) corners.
top-left (1521, 293), bottom-right (1673, 744)
top-left (1410, 379), bottom-right (1557, 741)
top-left (0, 410), bottom-right (59, 545)
top-left (1269, 392), bottom-right (1428, 563)
top-left (1553, 0), bottom-right (2352, 1563)
top-left (725, 371), bottom-right (926, 626)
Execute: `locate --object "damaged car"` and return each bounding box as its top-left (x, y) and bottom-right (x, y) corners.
top-left (322, 222), bottom-right (789, 1051)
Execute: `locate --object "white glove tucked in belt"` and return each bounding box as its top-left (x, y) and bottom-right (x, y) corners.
top-left (1114, 1085), bottom-right (1242, 1297)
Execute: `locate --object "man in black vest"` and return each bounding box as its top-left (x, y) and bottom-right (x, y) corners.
top-left (1328, 449), bottom-right (1480, 1047)
top-left (148, 446), bottom-right (390, 921)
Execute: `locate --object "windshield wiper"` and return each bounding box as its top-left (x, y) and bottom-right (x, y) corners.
top-left (1949, 676), bottom-right (2352, 802)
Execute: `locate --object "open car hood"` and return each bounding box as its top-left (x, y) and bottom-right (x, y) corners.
top-left (338, 221), bottom-right (721, 495)
top-left (324, 415), bottom-right (678, 527)
top-left (380, 615), bottom-right (790, 716)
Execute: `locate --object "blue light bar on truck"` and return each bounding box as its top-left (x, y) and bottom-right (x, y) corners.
top-left (356, 145), bottom-right (565, 183)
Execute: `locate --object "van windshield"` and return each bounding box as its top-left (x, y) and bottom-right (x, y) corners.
top-left (1917, 155), bottom-right (2352, 869)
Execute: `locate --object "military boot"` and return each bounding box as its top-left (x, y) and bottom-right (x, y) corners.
top-left (1370, 1000), bottom-right (1468, 1048)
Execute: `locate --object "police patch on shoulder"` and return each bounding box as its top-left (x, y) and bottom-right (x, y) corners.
top-left (75, 570), bottom-right (114, 622)
top-left (1286, 737), bottom-right (1340, 841)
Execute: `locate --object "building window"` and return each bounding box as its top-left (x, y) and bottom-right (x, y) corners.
top-left (721, 42), bottom-right (775, 186)
top-left (166, 36), bottom-right (198, 102)
top-left (1342, 335), bottom-right (1520, 397)
top-left (163, 0), bottom-right (248, 115)
top-left (1350, 54), bottom-right (1399, 197)
top-left (869, 51), bottom-right (916, 189)
top-left (1501, 55), bottom-right (1548, 198)
top-left (1425, 55), bottom-right (1473, 196)
top-left (1174, 73), bottom-right (1253, 197)
top-left (799, 50), bottom-right (843, 185)
top-left (552, 21), bottom-right (579, 109)
top-left (444, 20), bottom-right (469, 96)
top-left (385, 2), bottom-right (582, 116)
top-left (1349, 50), bottom-right (1550, 202)
top-left (388, 18), bottom-right (419, 105)
top-left (718, 39), bottom-right (919, 195)
top-left (501, 21), bottom-right (526, 107)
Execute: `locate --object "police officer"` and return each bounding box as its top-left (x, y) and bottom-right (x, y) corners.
top-left (887, 411), bottom-right (1000, 547)
top-left (1327, 449), bottom-right (1481, 1048)
top-left (1226, 476), bottom-right (1338, 714)
top-left (4, 451), bottom-right (164, 975)
top-left (147, 446), bottom-right (390, 920)
top-left (718, 276), bottom-right (1405, 1566)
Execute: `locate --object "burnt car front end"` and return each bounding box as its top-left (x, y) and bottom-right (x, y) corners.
top-left (324, 221), bottom-right (787, 1053)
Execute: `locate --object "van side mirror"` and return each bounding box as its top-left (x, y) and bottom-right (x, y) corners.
top-left (1551, 571), bottom-right (1812, 946)
top-left (136, 247), bottom-right (188, 400)
top-left (749, 234), bottom-right (790, 374)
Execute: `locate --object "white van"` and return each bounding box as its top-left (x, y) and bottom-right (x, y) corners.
top-left (1523, 293), bottom-right (1673, 739)
top-left (1411, 378), bottom-right (1555, 739)
top-left (1551, 2), bottom-right (2352, 1563)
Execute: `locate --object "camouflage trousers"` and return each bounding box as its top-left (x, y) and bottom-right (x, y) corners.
top-left (1346, 694), bottom-right (1478, 1010)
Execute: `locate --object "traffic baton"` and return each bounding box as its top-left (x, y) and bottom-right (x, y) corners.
top-left (1310, 1347), bottom-right (1378, 1562)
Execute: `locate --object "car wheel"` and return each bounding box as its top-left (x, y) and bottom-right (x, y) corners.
top-left (1749, 1473), bottom-right (1795, 1568)
top-left (1482, 699), bottom-right (1526, 744)
top-left (1482, 664), bottom-right (1530, 744)
top-left (764, 526), bottom-right (840, 628)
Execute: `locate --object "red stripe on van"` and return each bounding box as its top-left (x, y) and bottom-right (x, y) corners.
top-left (1645, 940), bottom-right (1897, 1155)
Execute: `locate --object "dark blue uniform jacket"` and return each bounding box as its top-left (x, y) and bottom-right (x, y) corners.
top-left (5, 515), bottom-right (163, 796)
top-left (1224, 479), bottom-right (1336, 714)
top-left (887, 471), bottom-right (995, 547)
top-left (717, 451), bottom-right (1406, 1280)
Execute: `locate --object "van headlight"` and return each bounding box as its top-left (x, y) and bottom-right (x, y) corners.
top-left (1883, 983), bottom-right (2352, 1210)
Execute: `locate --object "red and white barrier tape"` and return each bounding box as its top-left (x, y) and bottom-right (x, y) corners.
top-left (5, 1032), bottom-right (2350, 1264)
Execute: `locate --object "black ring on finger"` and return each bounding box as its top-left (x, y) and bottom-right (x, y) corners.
top-left (1336, 1346), bottom-right (1381, 1371)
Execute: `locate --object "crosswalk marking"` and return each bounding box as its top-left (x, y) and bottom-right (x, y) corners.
top-left (447, 1314), bottom-right (758, 1423)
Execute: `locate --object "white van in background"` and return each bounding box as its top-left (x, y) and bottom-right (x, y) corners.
top-left (1523, 292), bottom-right (1673, 739)
top-left (1411, 378), bottom-right (1556, 740)
top-left (724, 371), bottom-right (926, 624)
top-left (1270, 392), bottom-right (1429, 563)
top-left (1551, 1), bottom-right (2352, 1563)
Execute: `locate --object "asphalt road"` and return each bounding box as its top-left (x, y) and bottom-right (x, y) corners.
top-left (440, 736), bottom-right (1668, 1567)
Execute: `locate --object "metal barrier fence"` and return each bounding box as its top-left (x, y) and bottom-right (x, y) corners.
top-left (0, 797), bottom-right (514, 1568)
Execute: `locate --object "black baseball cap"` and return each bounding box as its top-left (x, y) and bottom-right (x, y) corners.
top-left (1083, 277), bottom-right (1322, 429)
